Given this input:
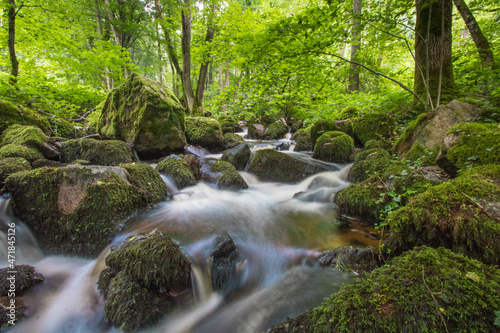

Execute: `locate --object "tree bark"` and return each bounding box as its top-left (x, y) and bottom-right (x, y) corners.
top-left (414, 0), bottom-right (455, 107)
top-left (181, 4), bottom-right (195, 113)
top-left (348, 0), bottom-right (362, 93)
top-left (194, 19), bottom-right (216, 111)
top-left (7, 0), bottom-right (19, 79)
top-left (452, 0), bottom-right (495, 69)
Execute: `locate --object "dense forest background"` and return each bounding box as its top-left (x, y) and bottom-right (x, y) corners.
top-left (1, 0), bottom-right (499, 126)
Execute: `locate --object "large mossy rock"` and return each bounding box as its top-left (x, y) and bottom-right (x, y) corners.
top-left (313, 131), bottom-right (354, 163)
top-left (0, 157), bottom-right (31, 188)
top-left (200, 159), bottom-right (248, 190)
top-left (394, 100), bottom-right (478, 157)
top-left (248, 149), bottom-right (331, 183)
top-left (384, 164), bottom-right (500, 264)
top-left (348, 148), bottom-right (392, 183)
top-left (218, 116), bottom-right (243, 134)
top-left (185, 117), bottom-right (224, 151)
top-left (352, 112), bottom-right (396, 146)
top-left (96, 73), bottom-right (186, 159)
top-left (156, 155), bottom-right (197, 189)
top-left (4, 163), bottom-right (168, 256)
top-left (0, 99), bottom-right (50, 135)
top-left (266, 120), bottom-right (289, 139)
top-left (303, 246), bottom-right (500, 333)
top-left (0, 125), bottom-right (58, 159)
top-left (221, 143), bottom-right (251, 171)
top-left (436, 122), bottom-right (500, 176)
top-left (0, 144), bottom-right (44, 163)
top-left (292, 127), bottom-right (312, 152)
top-left (310, 119), bottom-right (339, 148)
top-left (60, 138), bottom-right (134, 166)
top-left (98, 229), bottom-right (191, 332)
top-left (223, 132), bottom-right (244, 150)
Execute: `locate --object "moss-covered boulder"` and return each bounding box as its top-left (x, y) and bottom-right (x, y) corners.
top-left (60, 138), bottom-right (134, 166)
top-left (0, 99), bottom-right (50, 135)
top-left (223, 132), bottom-right (245, 150)
top-left (313, 131), bottom-right (354, 163)
top-left (404, 143), bottom-right (440, 167)
top-left (348, 148), bottom-right (392, 183)
top-left (303, 246), bottom-right (500, 333)
top-left (185, 117), bottom-right (224, 151)
top-left (156, 155), bottom-right (196, 189)
top-left (221, 143), bottom-right (251, 171)
top-left (311, 119), bottom-right (339, 148)
top-left (200, 159), bottom-right (248, 190)
top-left (337, 105), bottom-right (359, 120)
top-left (4, 163), bottom-right (168, 257)
top-left (218, 116), bottom-right (243, 134)
top-left (336, 161), bottom-right (439, 224)
top-left (0, 144), bottom-right (44, 163)
top-left (96, 73), bottom-right (186, 159)
top-left (85, 102), bottom-right (103, 134)
top-left (98, 229), bottom-right (191, 332)
top-left (248, 149), bottom-right (331, 183)
top-left (394, 100), bottom-right (478, 157)
top-left (0, 157), bottom-right (31, 188)
top-left (292, 127), bottom-right (312, 152)
top-left (0, 125), bottom-right (58, 159)
top-left (384, 165), bottom-right (500, 264)
top-left (364, 139), bottom-right (392, 151)
top-left (352, 112), bottom-right (396, 146)
top-left (248, 123), bottom-right (267, 139)
top-left (266, 121), bottom-right (289, 139)
top-left (436, 122), bottom-right (500, 176)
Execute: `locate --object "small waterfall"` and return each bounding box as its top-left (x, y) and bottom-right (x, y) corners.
top-left (186, 238), bottom-right (215, 304)
top-left (161, 174), bottom-right (181, 196)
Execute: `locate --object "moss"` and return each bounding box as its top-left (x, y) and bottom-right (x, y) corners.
top-left (306, 246), bottom-right (500, 333)
top-left (4, 165), bottom-right (167, 257)
top-left (476, 107), bottom-right (500, 123)
top-left (218, 115), bottom-right (241, 134)
top-left (353, 112), bottom-right (396, 145)
top-left (156, 157), bottom-right (196, 189)
top-left (384, 164), bottom-right (500, 264)
top-left (221, 143), bottom-right (251, 171)
top-left (0, 157), bottom-right (31, 188)
top-left (0, 144), bottom-right (44, 162)
top-left (444, 122), bottom-right (500, 171)
top-left (349, 148), bottom-right (392, 183)
top-left (60, 138), bottom-right (134, 166)
top-left (364, 139), bottom-right (392, 151)
top-left (337, 105), bottom-right (359, 120)
top-left (105, 229), bottom-right (191, 293)
top-left (0, 99), bottom-right (50, 135)
top-left (311, 119), bottom-right (339, 148)
top-left (292, 127), bottom-right (313, 151)
top-left (102, 270), bottom-right (175, 333)
top-left (97, 73), bottom-right (186, 158)
top-left (313, 131), bottom-right (354, 163)
top-left (266, 121), bottom-right (289, 139)
top-left (48, 117), bottom-right (79, 139)
top-left (393, 112), bottom-right (432, 150)
top-left (291, 126), bottom-right (311, 141)
top-left (185, 117), bottom-right (224, 151)
top-left (404, 143), bottom-right (440, 167)
top-left (206, 159), bottom-right (248, 190)
top-left (85, 102), bottom-right (104, 134)
top-left (223, 133), bottom-right (244, 150)
top-left (0, 125), bottom-right (47, 150)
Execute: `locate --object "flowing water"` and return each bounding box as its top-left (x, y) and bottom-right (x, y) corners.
top-left (0, 136), bottom-right (379, 333)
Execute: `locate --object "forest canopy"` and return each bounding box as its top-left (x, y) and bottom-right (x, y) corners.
top-left (1, 0), bottom-right (498, 125)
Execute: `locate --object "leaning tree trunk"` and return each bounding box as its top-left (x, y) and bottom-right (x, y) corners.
top-left (452, 0), bottom-right (495, 69)
top-left (348, 0), bottom-right (362, 93)
top-left (181, 5), bottom-right (195, 114)
top-left (7, 0), bottom-right (19, 80)
top-left (414, 0), bottom-right (455, 107)
top-left (194, 22), bottom-right (215, 111)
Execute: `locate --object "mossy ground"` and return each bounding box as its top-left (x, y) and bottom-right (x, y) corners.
top-left (384, 164), bottom-right (500, 264)
top-left (313, 131), bottom-right (354, 163)
top-left (156, 157), bottom-right (196, 189)
top-left (353, 112), bottom-right (396, 146)
top-left (305, 246), bottom-right (500, 333)
top-left (349, 148), bottom-right (392, 183)
top-left (404, 144), bottom-right (440, 167)
top-left (60, 138), bottom-right (134, 166)
top-left (185, 117), bottom-right (224, 151)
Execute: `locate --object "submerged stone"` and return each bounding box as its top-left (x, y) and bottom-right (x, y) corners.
top-left (316, 246), bottom-right (380, 274)
top-left (0, 265), bottom-right (44, 296)
top-left (60, 138), bottom-right (134, 166)
top-left (4, 164), bottom-right (168, 257)
top-left (96, 73), bottom-right (186, 158)
top-left (301, 246), bottom-right (500, 332)
top-left (211, 233), bottom-right (240, 292)
top-left (185, 117), bottom-right (224, 152)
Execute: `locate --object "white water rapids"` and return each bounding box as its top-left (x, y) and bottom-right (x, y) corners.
top-left (0, 144), bottom-right (378, 333)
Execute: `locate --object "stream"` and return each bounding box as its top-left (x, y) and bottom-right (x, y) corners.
top-left (0, 134), bottom-right (379, 333)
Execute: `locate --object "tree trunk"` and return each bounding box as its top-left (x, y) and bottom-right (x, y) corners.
top-left (7, 0), bottom-right (19, 79)
top-left (224, 62), bottom-right (229, 87)
top-left (348, 0), bottom-right (362, 93)
top-left (181, 6), bottom-right (195, 113)
top-left (219, 65), bottom-right (224, 92)
top-left (414, 0), bottom-right (455, 107)
top-left (452, 0), bottom-right (495, 69)
top-left (194, 21), bottom-right (215, 111)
